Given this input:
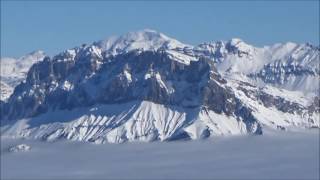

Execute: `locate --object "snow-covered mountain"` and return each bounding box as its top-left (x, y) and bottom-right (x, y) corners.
top-left (195, 39), bottom-right (319, 94)
top-left (0, 51), bottom-right (46, 101)
top-left (1, 29), bottom-right (319, 143)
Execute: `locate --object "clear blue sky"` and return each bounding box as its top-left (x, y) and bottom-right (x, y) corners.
top-left (1, 1), bottom-right (319, 58)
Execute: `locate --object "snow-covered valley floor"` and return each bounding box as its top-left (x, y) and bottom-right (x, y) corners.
top-left (1, 129), bottom-right (319, 180)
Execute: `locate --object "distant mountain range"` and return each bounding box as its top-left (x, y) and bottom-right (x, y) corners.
top-left (0, 50), bottom-right (45, 101)
top-left (1, 29), bottom-right (319, 143)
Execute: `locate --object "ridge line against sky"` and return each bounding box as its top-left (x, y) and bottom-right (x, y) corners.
top-left (1, 1), bottom-right (319, 58)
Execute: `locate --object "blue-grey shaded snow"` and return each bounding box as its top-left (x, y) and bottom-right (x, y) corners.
top-left (1, 129), bottom-right (319, 179)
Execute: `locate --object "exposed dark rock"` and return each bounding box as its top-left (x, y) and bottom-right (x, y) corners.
top-left (251, 60), bottom-right (317, 85)
top-left (258, 91), bottom-right (304, 114)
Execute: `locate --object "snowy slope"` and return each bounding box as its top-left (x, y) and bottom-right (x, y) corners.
top-left (227, 78), bottom-right (319, 130)
top-left (0, 51), bottom-right (45, 101)
top-left (0, 101), bottom-right (250, 143)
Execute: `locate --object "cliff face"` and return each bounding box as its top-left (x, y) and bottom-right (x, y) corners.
top-left (1, 50), bottom-right (248, 121)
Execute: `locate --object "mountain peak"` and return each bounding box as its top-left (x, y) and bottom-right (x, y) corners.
top-left (28, 50), bottom-right (45, 56)
top-left (21, 50), bottom-right (46, 60)
top-left (94, 29), bottom-right (190, 56)
top-left (225, 38), bottom-right (255, 56)
top-left (229, 38), bottom-right (244, 44)
top-left (227, 38), bottom-right (252, 49)
top-left (126, 29), bottom-right (165, 39)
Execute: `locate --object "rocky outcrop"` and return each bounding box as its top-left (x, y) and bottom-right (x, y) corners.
top-left (251, 60), bottom-right (317, 85)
